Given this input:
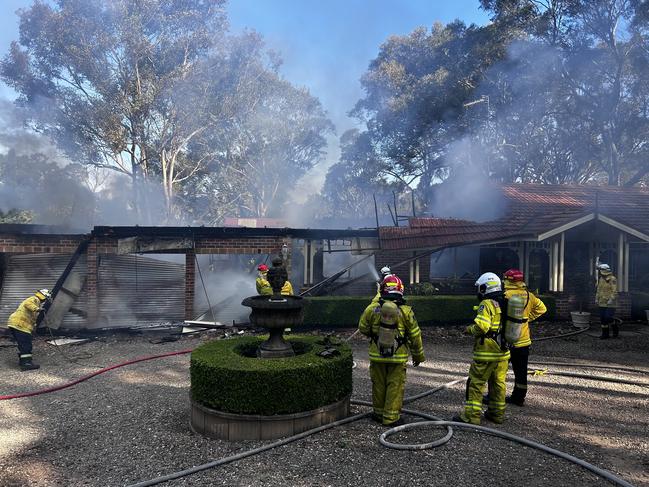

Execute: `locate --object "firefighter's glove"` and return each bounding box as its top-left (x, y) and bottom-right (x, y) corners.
top-left (463, 326), bottom-right (472, 335)
top-left (412, 359), bottom-right (421, 367)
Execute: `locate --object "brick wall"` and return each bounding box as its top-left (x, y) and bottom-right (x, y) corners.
top-left (554, 291), bottom-right (631, 319)
top-left (0, 234), bottom-right (85, 253)
top-left (194, 237), bottom-right (284, 254)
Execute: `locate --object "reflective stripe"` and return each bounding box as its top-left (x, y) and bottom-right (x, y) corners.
top-left (475, 316), bottom-right (490, 325)
top-left (513, 338), bottom-right (532, 348)
top-left (514, 383), bottom-right (528, 389)
top-left (474, 352), bottom-right (510, 361)
top-left (19, 354), bottom-right (32, 358)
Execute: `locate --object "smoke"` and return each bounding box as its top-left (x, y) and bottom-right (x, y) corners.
top-left (192, 254), bottom-right (274, 324)
top-left (428, 137), bottom-right (507, 222)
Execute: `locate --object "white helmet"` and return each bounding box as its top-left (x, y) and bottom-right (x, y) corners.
top-left (597, 263), bottom-right (611, 271)
top-left (380, 266), bottom-right (391, 276)
top-left (475, 272), bottom-right (502, 297)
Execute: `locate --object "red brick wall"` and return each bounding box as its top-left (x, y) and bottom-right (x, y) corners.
top-left (0, 234), bottom-right (85, 254)
top-left (554, 291), bottom-right (631, 319)
top-left (194, 237), bottom-right (284, 254)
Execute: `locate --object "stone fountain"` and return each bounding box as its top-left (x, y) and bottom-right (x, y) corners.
top-left (189, 255), bottom-right (352, 441)
top-left (241, 257), bottom-right (304, 358)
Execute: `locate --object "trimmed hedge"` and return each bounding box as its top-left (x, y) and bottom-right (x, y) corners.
top-left (303, 295), bottom-right (556, 327)
top-left (190, 335), bottom-right (353, 415)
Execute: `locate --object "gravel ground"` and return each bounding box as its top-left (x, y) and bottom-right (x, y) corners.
top-left (1, 322), bottom-right (648, 487)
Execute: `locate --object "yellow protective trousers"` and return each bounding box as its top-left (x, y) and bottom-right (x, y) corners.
top-left (370, 361), bottom-right (406, 425)
top-left (461, 359), bottom-right (508, 424)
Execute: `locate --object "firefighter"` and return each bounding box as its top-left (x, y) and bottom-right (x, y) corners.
top-left (596, 263), bottom-right (618, 339)
top-left (7, 289), bottom-right (51, 371)
top-left (502, 268), bottom-right (546, 406)
top-left (261, 258), bottom-right (294, 296)
top-left (358, 279), bottom-right (425, 426)
top-left (453, 272), bottom-right (509, 425)
top-left (256, 264), bottom-right (272, 295)
top-left (372, 271), bottom-right (402, 303)
top-left (380, 266), bottom-right (393, 279)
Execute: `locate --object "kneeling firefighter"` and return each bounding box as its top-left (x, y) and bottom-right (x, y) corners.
top-left (7, 289), bottom-right (51, 371)
top-left (502, 269), bottom-right (546, 406)
top-left (358, 280), bottom-right (425, 426)
top-left (454, 273), bottom-right (510, 425)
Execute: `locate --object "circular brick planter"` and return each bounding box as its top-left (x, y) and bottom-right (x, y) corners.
top-left (190, 394), bottom-right (351, 441)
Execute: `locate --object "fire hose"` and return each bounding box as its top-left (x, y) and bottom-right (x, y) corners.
top-left (1, 330), bottom-right (646, 486)
top-left (0, 349), bottom-right (192, 401)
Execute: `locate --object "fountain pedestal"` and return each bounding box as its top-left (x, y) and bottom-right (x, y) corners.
top-left (242, 295), bottom-right (304, 358)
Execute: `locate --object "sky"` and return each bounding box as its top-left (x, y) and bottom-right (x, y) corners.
top-left (0, 0), bottom-right (490, 200)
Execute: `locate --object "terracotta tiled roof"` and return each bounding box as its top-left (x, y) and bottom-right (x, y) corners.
top-left (379, 183), bottom-right (649, 251)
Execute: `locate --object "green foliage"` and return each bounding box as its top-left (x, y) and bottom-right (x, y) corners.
top-left (404, 282), bottom-right (437, 296)
top-left (0, 149), bottom-right (95, 226)
top-left (1, 1), bottom-right (333, 223)
top-left (190, 335), bottom-right (353, 415)
top-left (322, 0), bottom-right (649, 219)
top-left (0, 208), bottom-right (33, 223)
top-left (303, 294), bottom-right (556, 326)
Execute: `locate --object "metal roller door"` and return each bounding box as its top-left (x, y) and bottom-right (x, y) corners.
top-left (96, 254), bottom-right (185, 328)
top-left (0, 254), bottom-right (87, 330)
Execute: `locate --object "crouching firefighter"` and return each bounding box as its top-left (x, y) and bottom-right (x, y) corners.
top-left (502, 269), bottom-right (546, 406)
top-left (7, 289), bottom-right (51, 371)
top-left (454, 273), bottom-right (509, 425)
top-left (358, 283), bottom-right (425, 426)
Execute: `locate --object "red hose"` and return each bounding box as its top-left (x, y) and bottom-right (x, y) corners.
top-left (0, 349), bottom-right (193, 401)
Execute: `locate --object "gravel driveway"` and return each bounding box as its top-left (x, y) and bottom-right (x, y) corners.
top-left (1, 323), bottom-right (648, 487)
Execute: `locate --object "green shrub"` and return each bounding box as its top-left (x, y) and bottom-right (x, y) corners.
top-left (303, 294), bottom-right (556, 327)
top-left (404, 282), bottom-right (437, 296)
top-left (190, 335), bottom-right (353, 415)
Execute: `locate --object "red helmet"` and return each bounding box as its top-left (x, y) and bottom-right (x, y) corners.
top-left (257, 264), bottom-right (269, 272)
top-left (504, 269), bottom-right (524, 281)
top-left (380, 275), bottom-right (404, 296)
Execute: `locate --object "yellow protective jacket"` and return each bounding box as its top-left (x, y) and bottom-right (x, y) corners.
top-left (7, 296), bottom-right (41, 334)
top-left (281, 281), bottom-right (294, 296)
top-left (596, 271), bottom-right (617, 307)
top-left (256, 276), bottom-right (272, 295)
top-left (504, 281), bottom-right (547, 348)
top-left (465, 298), bottom-right (510, 362)
top-left (257, 277), bottom-right (294, 296)
top-left (358, 301), bottom-right (425, 364)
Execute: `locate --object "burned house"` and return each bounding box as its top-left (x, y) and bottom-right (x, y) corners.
top-left (377, 184), bottom-right (649, 318)
top-left (1, 183), bottom-right (647, 330)
top-left (0, 224), bottom-right (377, 332)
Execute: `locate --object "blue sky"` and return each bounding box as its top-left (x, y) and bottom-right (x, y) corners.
top-left (0, 0), bottom-right (490, 197)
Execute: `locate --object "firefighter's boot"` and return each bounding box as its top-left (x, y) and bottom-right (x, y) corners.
top-left (599, 326), bottom-right (610, 340)
top-left (19, 355), bottom-right (40, 371)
